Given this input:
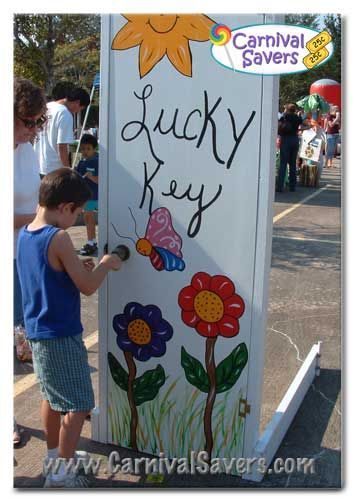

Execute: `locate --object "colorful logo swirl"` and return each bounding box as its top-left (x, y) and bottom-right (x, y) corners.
top-left (209, 23), bottom-right (232, 46)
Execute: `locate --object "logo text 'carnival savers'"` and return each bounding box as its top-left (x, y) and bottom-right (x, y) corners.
top-left (210, 24), bottom-right (334, 75)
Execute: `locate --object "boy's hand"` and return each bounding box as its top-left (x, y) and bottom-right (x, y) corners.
top-left (82, 258), bottom-right (95, 272)
top-left (101, 253), bottom-right (122, 271)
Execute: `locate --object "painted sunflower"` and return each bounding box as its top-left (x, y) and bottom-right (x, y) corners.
top-left (178, 272), bottom-right (245, 338)
top-left (111, 14), bottom-right (215, 78)
top-left (113, 302), bottom-right (173, 361)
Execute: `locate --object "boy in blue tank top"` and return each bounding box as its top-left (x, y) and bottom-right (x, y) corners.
top-left (17, 168), bottom-right (122, 488)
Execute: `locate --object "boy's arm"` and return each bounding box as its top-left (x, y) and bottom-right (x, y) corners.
top-left (52, 230), bottom-right (122, 296)
top-left (57, 110), bottom-right (74, 168)
top-left (84, 173), bottom-right (98, 184)
top-left (83, 158), bottom-right (99, 183)
top-left (58, 144), bottom-right (71, 168)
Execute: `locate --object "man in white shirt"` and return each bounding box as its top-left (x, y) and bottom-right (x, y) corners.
top-left (35, 87), bottom-right (90, 176)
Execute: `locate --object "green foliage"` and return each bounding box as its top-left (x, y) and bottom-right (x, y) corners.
top-left (215, 343), bottom-right (248, 393)
top-left (108, 352), bottom-right (166, 406)
top-left (109, 378), bottom-right (246, 462)
top-left (285, 14), bottom-right (320, 30)
top-left (14, 14), bottom-right (100, 94)
top-left (181, 343), bottom-right (248, 394)
top-left (181, 346), bottom-right (210, 392)
top-left (279, 14), bottom-right (341, 108)
top-left (108, 351), bottom-right (128, 391)
top-left (14, 13), bottom-right (341, 112)
top-left (133, 364), bottom-right (166, 406)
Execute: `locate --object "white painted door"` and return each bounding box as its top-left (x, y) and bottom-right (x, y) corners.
top-left (97, 13), bottom-right (278, 469)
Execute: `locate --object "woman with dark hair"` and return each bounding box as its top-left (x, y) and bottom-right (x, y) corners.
top-left (14, 77), bottom-right (47, 445)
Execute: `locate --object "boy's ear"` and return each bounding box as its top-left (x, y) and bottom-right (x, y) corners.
top-left (59, 202), bottom-right (75, 213)
top-left (67, 202), bottom-right (76, 213)
top-left (57, 202), bottom-right (66, 213)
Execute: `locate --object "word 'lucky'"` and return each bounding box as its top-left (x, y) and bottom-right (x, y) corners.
top-left (120, 84), bottom-right (256, 238)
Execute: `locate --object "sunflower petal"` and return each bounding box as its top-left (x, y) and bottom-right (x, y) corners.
top-left (166, 38), bottom-right (192, 77)
top-left (143, 304), bottom-right (162, 329)
top-left (150, 337), bottom-right (167, 357)
top-left (123, 302), bottom-right (143, 320)
top-left (153, 318), bottom-right (173, 341)
top-left (135, 345), bottom-right (151, 362)
top-left (178, 14), bottom-right (216, 41)
top-left (224, 294), bottom-right (245, 318)
top-left (181, 310), bottom-right (199, 328)
top-left (218, 315), bottom-right (240, 338)
top-left (210, 275), bottom-right (235, 300)
top-left (121, 14), bottom-right (149, 23)
top-left (111, 21), bottom-right (145, 50)
top-left (139, 38), bottom-right (166, 77)
top-left (191, 272), bottom-right (211, 292)
top-left (196, 320), bottom-right (219, 338)
top-left (112, 314), bottom-right (128, 333)
top-left (178, 285), bottom-right (197, 311)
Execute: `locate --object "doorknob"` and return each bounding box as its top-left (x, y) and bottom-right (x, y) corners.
top-left (111, 244), bottom-right (130, 261)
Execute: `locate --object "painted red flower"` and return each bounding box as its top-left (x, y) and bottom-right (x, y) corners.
top-left (178, 272), bottom-right (245, 338)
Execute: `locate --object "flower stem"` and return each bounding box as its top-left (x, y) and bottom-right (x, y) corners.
top-left (124, 351), bottom-right (138, 451)
top-left (204, 336), bottom-right (217, 461)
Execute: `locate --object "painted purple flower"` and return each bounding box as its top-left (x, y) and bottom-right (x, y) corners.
top-left (113, 302), bottom-right (173, 362)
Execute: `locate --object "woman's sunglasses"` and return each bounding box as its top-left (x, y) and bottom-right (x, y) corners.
top-left (17, 114), bottom-right (48, 129)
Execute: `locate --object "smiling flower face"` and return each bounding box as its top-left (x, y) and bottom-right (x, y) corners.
top-left (113, 302), bottom-right (173, 361)
top-left (112, 14), bottom-right (215, 78)
top-left (178, 272), bottom-right (245, 338)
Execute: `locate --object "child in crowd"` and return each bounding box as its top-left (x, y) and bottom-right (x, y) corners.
top-left (75, 134), bottom-right (99, 256)
top-left (16, 169), bottom-right (122, 488)
top-left (300, 119), bottom-right (326, 187)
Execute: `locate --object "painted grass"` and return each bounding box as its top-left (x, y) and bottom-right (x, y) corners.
top-left (108, 374), bottom-right (246, 467)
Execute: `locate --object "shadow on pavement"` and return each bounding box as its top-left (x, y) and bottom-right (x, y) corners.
top-left (271, 233), bottom-right (340, 273)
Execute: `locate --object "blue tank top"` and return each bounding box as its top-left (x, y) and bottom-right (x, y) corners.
top-left (16, 225), bottom-right (83, 340)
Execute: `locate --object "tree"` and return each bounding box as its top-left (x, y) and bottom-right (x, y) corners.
top-left (53, 36), bottom-right (100, 92)
top-left (279, 14), bottom-right (341, 109)
top-left (14, 14), bottom-right (100, 94)
top-left (284, 14), bottom-right (320, 30)
top-left (318, 14), bottom-right (341, 82)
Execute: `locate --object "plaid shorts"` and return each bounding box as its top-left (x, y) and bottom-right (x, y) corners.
top-left (29, 334), bottom-right (95, 413)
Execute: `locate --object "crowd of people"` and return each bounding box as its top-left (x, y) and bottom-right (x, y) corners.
top-left (13, 77), bottom-right (122, 487)
top-left (276, 102), bottom-right (341, 192)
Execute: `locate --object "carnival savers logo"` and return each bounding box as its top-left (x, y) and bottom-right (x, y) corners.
top-left (210, 23), bottom-right (334, 75)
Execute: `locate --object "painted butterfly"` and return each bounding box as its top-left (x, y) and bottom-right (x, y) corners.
top-left (112, 207), bottom-right (185, 272)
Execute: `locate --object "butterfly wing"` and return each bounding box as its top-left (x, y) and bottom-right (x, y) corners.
top-left (154, 246), bottom-right (185, 272)
top-left (149, 247), bottom-right (164, 271)
top-left (145, 207), bottom-right (183, 258)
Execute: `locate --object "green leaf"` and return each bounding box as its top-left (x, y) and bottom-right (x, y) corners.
top-left (133, 365), bottom-right (166, 406)
top-left (215, 343), bottom-right (248, 394)
top-left (181, 346), bottom-right (210, 393)
top-left (108, 352), bottom-right (128, 392)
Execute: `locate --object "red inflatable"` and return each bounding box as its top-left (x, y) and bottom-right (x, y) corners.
top-left (310, 79), bottom-right (341, 109)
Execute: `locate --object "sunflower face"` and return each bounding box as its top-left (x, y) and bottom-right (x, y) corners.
top-left (148, 15), bottom-right (178, 34)
top-left (111, 13), bottom-right (215, 78)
